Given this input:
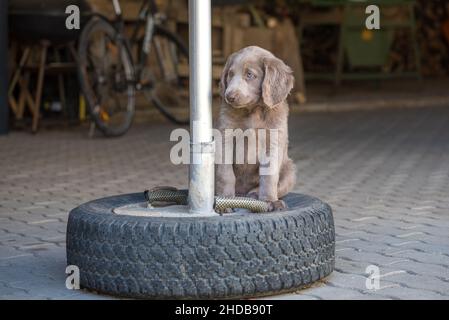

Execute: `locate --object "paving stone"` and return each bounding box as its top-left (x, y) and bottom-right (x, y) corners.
top-left (261, 293), bottom-right (320, 300)
top-left (1, 108), bottom-right (449, 299)
top-left (379, 259), bottom-right (449, 279)
top-left (337, 251), bottom-right (401, 270)
top-left (379, 273), bottom-right (449, 296)
top-left (383, 250), bottom-right (449, 266)
top-left (372, 283), bottom-right (447, 300)
top-left (325, 271), bottom-right (371, 291)
top-left (299, 284), bottom-right (372, 300)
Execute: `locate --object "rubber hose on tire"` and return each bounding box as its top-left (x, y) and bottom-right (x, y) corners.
top-left (144, 188), bottom-right (270, 213)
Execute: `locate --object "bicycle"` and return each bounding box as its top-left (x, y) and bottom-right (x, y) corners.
top-left (78, 0), bottom-right (190, 137)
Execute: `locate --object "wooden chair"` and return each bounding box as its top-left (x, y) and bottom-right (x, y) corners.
top-left (8, 41), bottom-right (77, 133)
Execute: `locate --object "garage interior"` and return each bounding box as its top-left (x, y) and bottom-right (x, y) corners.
top-left (0, 0), bottom-right (449, 300)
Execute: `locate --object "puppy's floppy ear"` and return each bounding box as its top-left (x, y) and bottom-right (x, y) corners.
top-left (219, 52), bottom-right (237, 98)
top-left (262, 57), bottom-right (295, 108)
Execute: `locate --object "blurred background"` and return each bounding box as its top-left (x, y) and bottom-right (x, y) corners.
top-left (2, 0), bottom-right (449, 135)
top-left (1, 1), bottom-right (449, 300)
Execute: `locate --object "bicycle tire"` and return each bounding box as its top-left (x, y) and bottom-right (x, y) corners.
top-left (78, 16), bottom-right (136, 137)
top-left (141, 25), bottom-right (190, 125)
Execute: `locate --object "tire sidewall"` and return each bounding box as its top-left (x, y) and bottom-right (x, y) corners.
top-left (66, 193), bottom-right (335, 299)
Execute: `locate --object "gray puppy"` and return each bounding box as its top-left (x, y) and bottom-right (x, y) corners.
top-left (215, 46), bottom-right (297, 211)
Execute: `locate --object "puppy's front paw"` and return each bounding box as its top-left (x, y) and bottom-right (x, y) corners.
top-left (215, 207), bottom-right (235, 215)
top-left (267, 200), bottom-right (287, 212)
top-left (247, 192), bottom-right (259, 200)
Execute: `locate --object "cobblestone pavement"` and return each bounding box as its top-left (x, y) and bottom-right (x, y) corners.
top-left (1, 107), bottom-right (448, 300)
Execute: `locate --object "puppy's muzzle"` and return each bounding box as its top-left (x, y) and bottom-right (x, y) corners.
top-left (225, 91), bottom-right (240, 105)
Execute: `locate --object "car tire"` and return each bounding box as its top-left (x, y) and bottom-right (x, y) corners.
top-left (66, 193), bottom-right (335, 299)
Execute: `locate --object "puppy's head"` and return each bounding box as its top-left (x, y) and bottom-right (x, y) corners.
top-left (220, 46), bottom-right (294, 109)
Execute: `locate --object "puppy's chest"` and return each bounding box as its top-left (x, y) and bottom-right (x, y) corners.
top-left (236, 110), bottom-right (268, 130)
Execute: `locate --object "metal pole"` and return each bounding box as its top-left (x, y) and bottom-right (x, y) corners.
top-left (188, 0), bottom-right (215, 214)
top-left (0, 0), bottom-right (8, 135)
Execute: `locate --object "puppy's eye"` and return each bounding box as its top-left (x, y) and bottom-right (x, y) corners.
top-left (246, 71), bottom-right (256, 80)
top-left (228, 71), bottom-right (234, 79)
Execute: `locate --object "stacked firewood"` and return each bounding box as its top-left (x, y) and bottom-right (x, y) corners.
top-left (88, 0), bottom-right (449, 76)
top-left (414, 0), bottom-right (449, 76)
top-left (263, 0), bottom-right (449, 76)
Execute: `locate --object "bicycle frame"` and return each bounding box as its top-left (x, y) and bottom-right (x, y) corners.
top-left (109, 0), bottom-right (160, 85)
top-left (79, 0), bottom-right (191, 134)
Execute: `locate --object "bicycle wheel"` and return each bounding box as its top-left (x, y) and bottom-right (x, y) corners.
top-left (78, 17), bottom-right (135, 137)
top-left (140, 25), bottom-right (190, 125)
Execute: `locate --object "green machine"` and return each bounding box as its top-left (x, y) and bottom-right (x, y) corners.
top-left (298, 0), bottom-right (421, 84)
